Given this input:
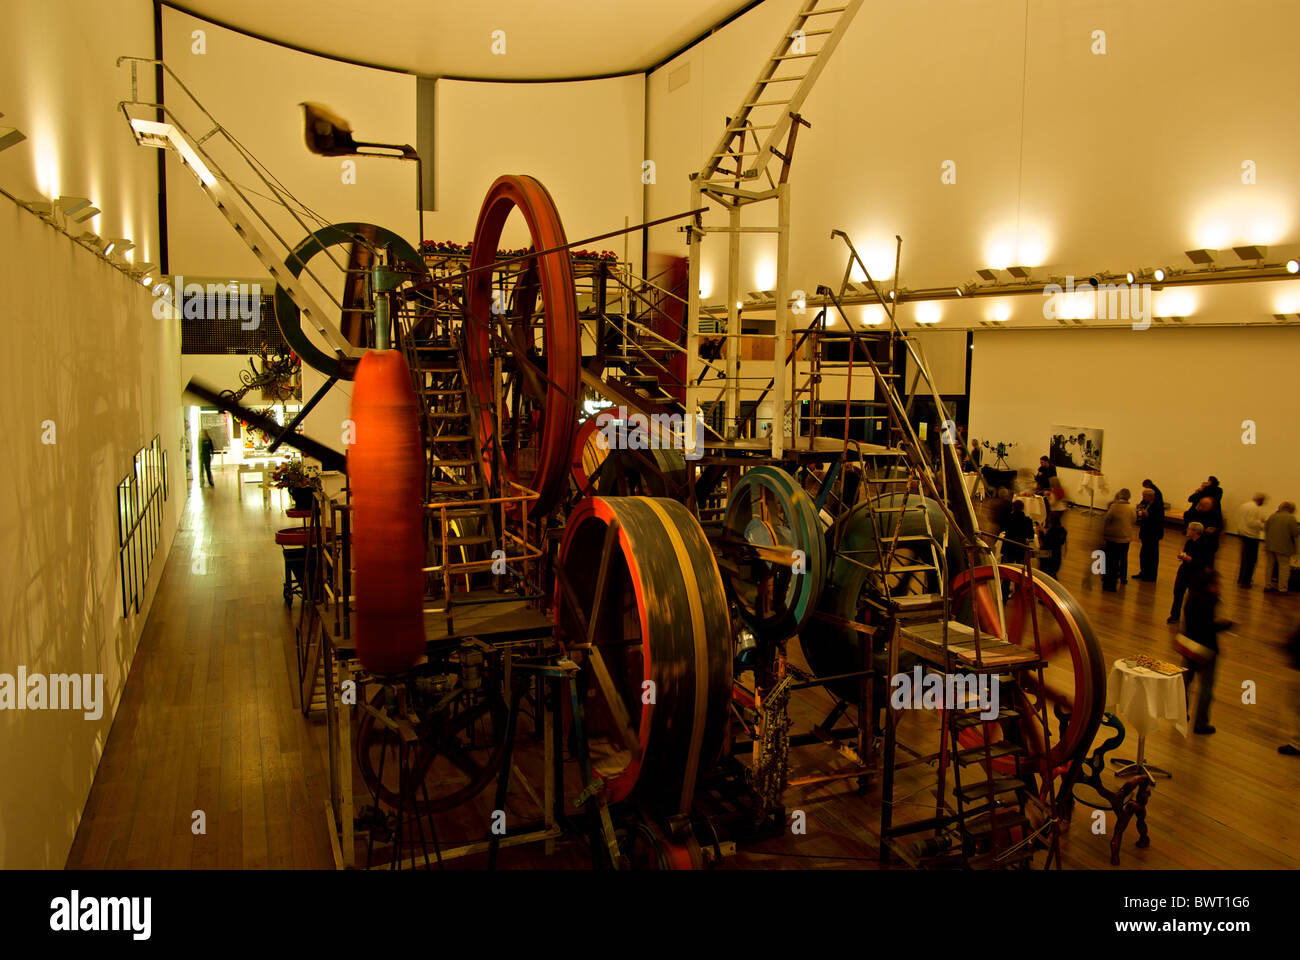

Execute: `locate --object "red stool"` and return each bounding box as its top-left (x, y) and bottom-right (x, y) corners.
top-left (276, 526), bottom-right (312, 607)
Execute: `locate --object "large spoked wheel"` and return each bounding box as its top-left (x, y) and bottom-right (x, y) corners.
top-left (949, 565), bottom-right (1106, 790)
top-left (803, 496), bottom-right (963, 700)
top-left (274, 222), bottom-right (428, 379)
top-left (355, 680), bottom-right (509, 814)
top-left (464, 175), bottom-right (580, 515)
top-left (722, 466), bottom-right (826, 643)
top-left (554, 496), bottom-right (732, 812)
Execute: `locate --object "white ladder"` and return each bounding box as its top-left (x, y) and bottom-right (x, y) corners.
top-left (697, 0), bottom-right (864, 187)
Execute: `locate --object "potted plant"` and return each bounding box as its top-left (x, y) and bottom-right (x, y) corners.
top-left (269, 457), bottom-right (322, 511)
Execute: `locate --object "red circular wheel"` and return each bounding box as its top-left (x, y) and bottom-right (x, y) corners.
top-left (554, 496), bottom-right (732, 811)
top-left (948, 565), bottom-right (1106, 787)
top-left (464, 175), bottom-right (579, 515)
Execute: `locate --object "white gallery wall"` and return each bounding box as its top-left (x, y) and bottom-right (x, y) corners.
top-left (0, 199), bottom-right (184, 868)
top-left (0, 0), bottom-right (161, 268)
top-left (644, 0), bottom-right (1300, 395)
top-left (968, 327), bottom-right (1300, 532)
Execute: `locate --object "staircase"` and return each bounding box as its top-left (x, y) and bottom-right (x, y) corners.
top-left (396, 325), bottom-right (500, 631)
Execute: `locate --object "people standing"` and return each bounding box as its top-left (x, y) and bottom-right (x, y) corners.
top-left (1168, 521), bottom-right (1215, 622)
top-left (198, 429), bottom-right (216, 488)
top-left (1135, 486), bottom-right (1165, 582)
top-left (1236, 493), bottom-right (1268, 587)
top-left (1180, 569), bottom-right (1232, 734)
top-left (1002, 499), bottom-right (1036, 565)
top-left (1101, 488), bottom-right (1137, 592)
top-left (1264, 502), bottom-right (1300, 595)
top-left (1142, 478), bottom-right (1164, 510)
top-left (1188, 496), bottom-right (1224, 560)
top-left (1039, 511), bottom-right (1067, 578)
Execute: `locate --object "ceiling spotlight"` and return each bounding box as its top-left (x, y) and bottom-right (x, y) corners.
top-left (1233, 245), bottom-right (1267, 261)
top-left (1152, 267), bottom-right (1167, 283)
top-left (1006, 266), bottom-right (1031, 280)
top-left (1184, 249), bottom-right (1216, 265)
top-left (975, 268), bottom-right (999, 282)
top-left (1125, 271), bottom-right (1136, 284)
top-left (104, 238), bottom-right (134, 258)
top-left (1286, 259), bottom-right (1299, 274)
top-left (1084, 276), bottom-right (1100, 288)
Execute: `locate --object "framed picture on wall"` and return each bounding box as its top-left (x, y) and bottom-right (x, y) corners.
top-left (1049, 425), bottom-right (1103, 471)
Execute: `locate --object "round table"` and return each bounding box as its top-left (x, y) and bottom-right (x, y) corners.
top-left (1105, 657), bottom-right (1187, 778)
top-left (1078, 472), bottom-right (1109, 515)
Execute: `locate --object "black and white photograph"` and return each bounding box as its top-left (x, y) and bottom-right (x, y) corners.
top-left (1049, 425), bottom-right (1104, 472)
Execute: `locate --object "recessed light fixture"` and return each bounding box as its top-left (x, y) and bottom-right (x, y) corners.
top-left (1184, 249), bottom-right (1216, 265)
top-left (1233, 245), bottom-right (1267, 261)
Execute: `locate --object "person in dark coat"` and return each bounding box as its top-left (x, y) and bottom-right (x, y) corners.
top-left (1142, 478), bottom-right (1164, 509)
top-left (1034, 456), bottom-right (1056, 493)
top-left (1187, 476), bottom-right (1224, 505)
top-left (1002, 499), bottom-right (1036, 565)
top-left (1168, 522), bottom-right (1215, 622)
top-left (1135, 485), bottom-right (1165, 581)
top-left (198, 429), bottom-right (216, 487)
top-left (1038, 511), bottom-right (1067, 578)
top-left (1180, 568), bottom-right (1233, 734)
top-left (1186, 496), bottom-right (1224, 559)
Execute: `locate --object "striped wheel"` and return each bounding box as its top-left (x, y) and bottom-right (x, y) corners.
top-left (722, 467), bottom-right (826, 642)
top-left (554, 496), bottom-right (732, 813)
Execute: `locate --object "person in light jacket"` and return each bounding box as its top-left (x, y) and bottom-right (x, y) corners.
top-left (1101, 488), bottom-right (1137, 592)
top-left (1264, 502), bottom-right (1300, 595)
top-left (1236, 493), bottom-right (1268, 587)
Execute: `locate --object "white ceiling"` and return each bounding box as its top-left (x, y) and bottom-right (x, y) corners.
top-left (169, 0), bottom-right (758, 79)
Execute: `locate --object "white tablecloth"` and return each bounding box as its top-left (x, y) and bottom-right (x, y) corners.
top-left (1106, 658), bottom-right (1188, 738)
top-left (1078, 472), bottom-right (1109, 500)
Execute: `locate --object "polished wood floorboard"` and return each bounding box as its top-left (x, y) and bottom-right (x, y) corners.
top-left (68, 478), bottom-right (1300, 869)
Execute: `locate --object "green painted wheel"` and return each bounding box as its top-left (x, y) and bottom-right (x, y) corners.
top-left (274, 222), bottom-right (429, 380)
top-left (722, 466), bottom-right (826, 642)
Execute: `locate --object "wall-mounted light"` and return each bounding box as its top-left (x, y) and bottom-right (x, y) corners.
top-left (1184, 249), bottom-right (1216, 266)
top-left (0, 112), bottom-right (25, 153)
top-left (1125, 271), bottom-right (1136, 284)
top-left (975, 268), bottom-right (999, 282)
top-left (103, 238), bottom-right (134, 258)
top-left (1233, 245), bottom-right (1267, 262)
top-left (1006, 266), bottom-right (1031, 280)
top-left (1287, 259), bottom-right (1299, 274)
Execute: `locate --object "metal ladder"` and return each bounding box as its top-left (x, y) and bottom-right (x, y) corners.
top-left (116, 58), bottom-right (360, 366)
top-left (698, 0), bottom-right (864, 187)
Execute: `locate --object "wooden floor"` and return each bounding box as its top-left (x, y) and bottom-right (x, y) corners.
top-left (67, 474), bottom-right (1300, 869)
